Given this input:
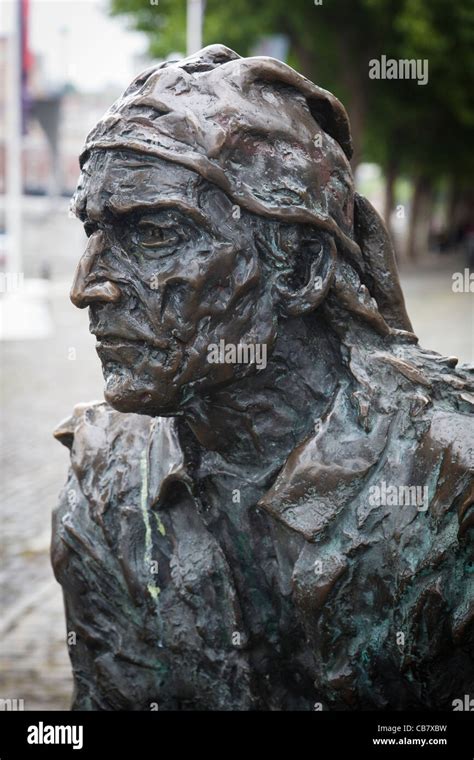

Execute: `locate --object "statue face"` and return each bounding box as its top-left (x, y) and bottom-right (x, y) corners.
top-left (70, 150), bottom-right (278, 415)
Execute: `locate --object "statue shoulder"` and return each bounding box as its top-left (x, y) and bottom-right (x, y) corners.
top-left (53, 401), bottom-right (190, 509)
top-left (422, 404), bottom-right (474, 473)
top-left (54, 400), bottom-right (108, 450)
top-left (53, 400), bottom-right (153, 456)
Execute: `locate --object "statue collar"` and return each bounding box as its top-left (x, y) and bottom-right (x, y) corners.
top-left (55, 387), bottom-right (393, 543)
top-left (149, 385), bottom-right (393, 542)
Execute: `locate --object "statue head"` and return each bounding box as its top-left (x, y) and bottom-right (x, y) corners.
top-left (70, 45), bottom-right (413, 417)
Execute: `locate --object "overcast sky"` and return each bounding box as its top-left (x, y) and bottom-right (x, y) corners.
top-left (29, 0), bottom-right (150, 92)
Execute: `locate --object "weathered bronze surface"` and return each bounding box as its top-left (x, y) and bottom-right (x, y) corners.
top-left (52, 45), bottom-right (473, 710)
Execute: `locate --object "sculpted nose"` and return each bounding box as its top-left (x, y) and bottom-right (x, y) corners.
top-left (70, 230), bottom-right (122, 309)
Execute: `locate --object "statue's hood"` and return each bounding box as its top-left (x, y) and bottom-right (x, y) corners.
top-left (78, 44), bottom-right (357, 257)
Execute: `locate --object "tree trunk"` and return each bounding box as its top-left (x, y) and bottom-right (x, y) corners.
top-left (384, 159), bottom-right (398, 240)
top-left (406, 176), bottom-right (433, 261)
top-left (334, 39), bottom-right (366, 169)
top-left (446, 181), bottom-right (474, 247)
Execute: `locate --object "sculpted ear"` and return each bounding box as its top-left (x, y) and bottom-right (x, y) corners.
top-left (275, 231), bottom-right (337, 317)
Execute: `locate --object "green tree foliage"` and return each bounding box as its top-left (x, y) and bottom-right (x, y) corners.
top-left (111, 0), bottom-right (474, 195)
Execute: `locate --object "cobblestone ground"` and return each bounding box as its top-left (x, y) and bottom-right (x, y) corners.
top-left (0, 199), bottom-right (472, 710)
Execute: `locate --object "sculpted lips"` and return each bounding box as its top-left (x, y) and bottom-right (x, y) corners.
top-left (93, 333), bottom-right (171, 370)
top-left (93, 332), bottom-right (169, 351)
top-left (96, 336), bottom-right (149, 350)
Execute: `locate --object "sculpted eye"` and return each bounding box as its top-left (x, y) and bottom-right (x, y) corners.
top-left (137, 220), bottom-right (179, 249)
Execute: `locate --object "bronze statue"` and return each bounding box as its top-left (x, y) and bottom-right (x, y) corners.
top-left (52, 45), bottom-right (474, 710)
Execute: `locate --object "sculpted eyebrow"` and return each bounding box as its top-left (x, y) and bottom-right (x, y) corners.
top-left (108, 200), bottom-right (212, 231)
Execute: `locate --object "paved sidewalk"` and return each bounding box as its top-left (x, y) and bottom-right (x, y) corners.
top-left (0, 279), bottom-right (103, 708)
top-left (0, 582), bottom-right (72, 711)
top-left (401, 256), bottom-right (473, 365)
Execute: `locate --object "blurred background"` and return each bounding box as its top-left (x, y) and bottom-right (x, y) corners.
top-left (0, 0), bottom-right (473, 710)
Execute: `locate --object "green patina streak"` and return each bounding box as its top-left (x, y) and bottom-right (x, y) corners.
top-left (140, 450), bottom-right (161, 600)
top-left (147, 583), bottom-right (161, 599)
top-left (154, 512), bottom-right (166, 537)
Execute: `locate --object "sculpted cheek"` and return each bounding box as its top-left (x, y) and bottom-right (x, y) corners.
top-left (153, 245), bottom-right (262, 341)
top-left (196, 248), bottom-right (261, 317)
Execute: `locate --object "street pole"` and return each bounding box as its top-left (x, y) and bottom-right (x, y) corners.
top-left (5, 0), bottom-right (22, 280)
top-left (186, 0), bottom-right (204, 56)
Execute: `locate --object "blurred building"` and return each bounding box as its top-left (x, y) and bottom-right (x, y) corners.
top-left (0, 36), bottom-right (122, 198)
top-left (24, 83), bottom-right (122, 196)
